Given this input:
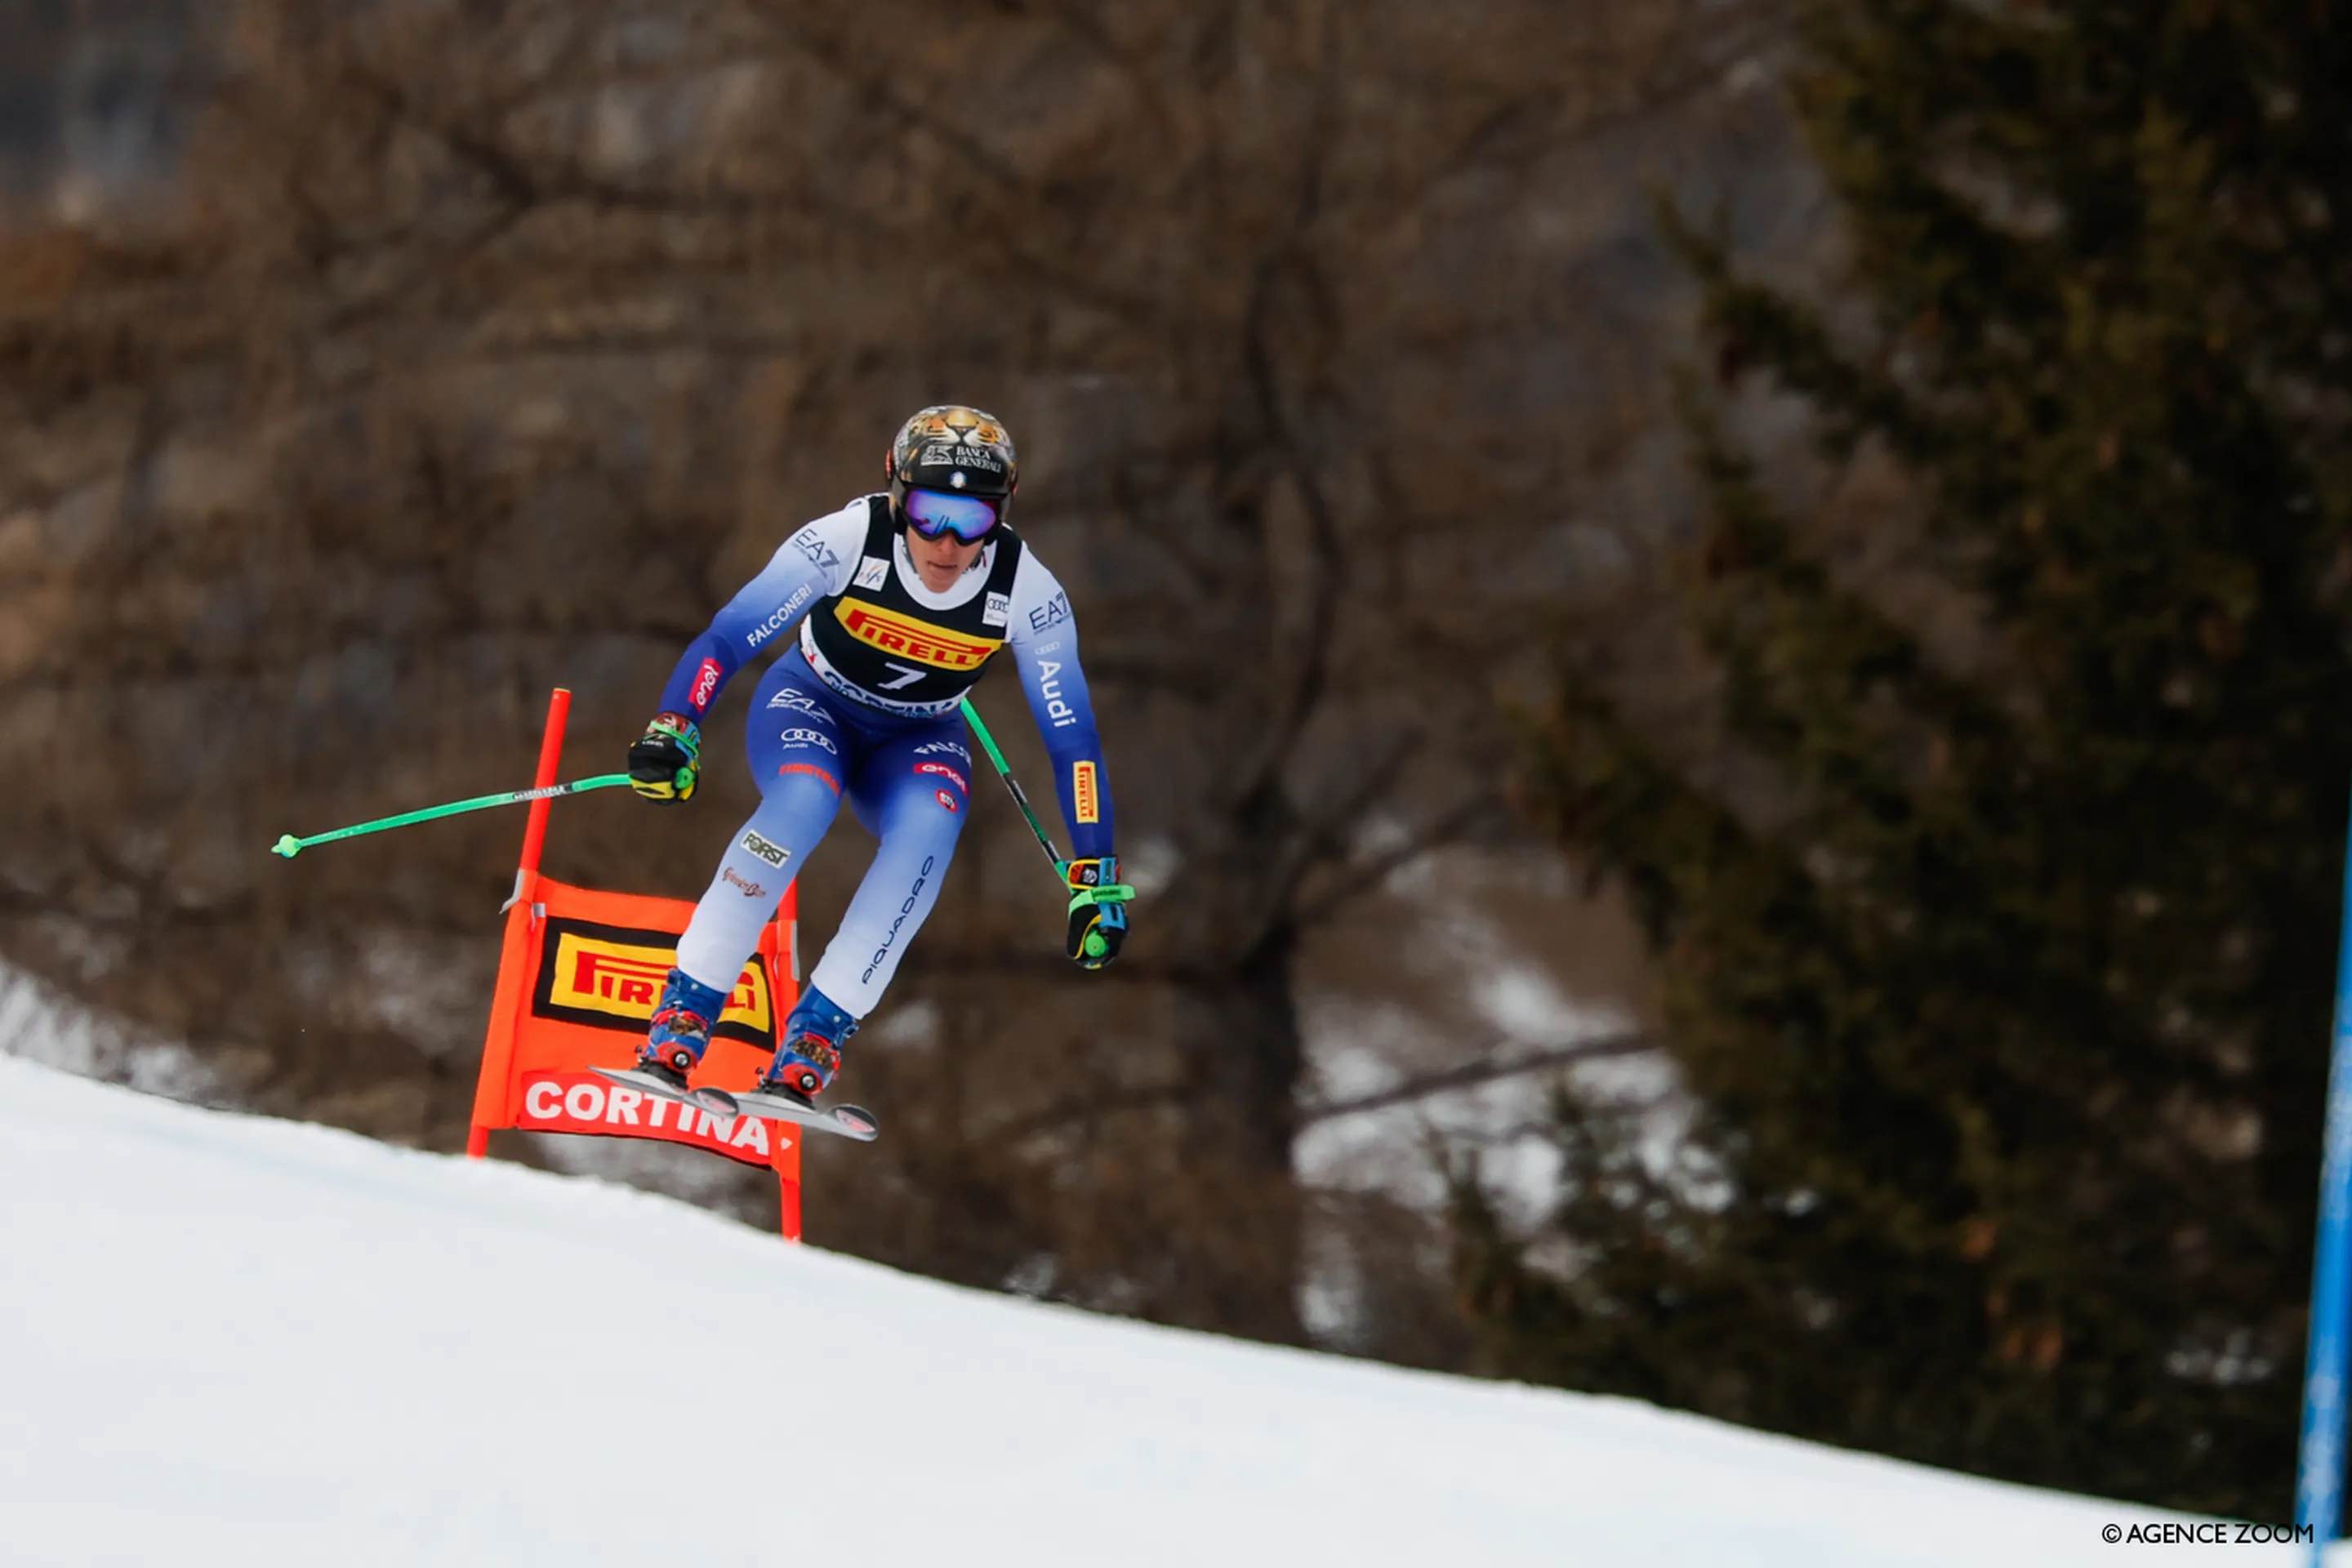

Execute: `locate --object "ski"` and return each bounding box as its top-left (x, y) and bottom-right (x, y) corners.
top-left (705, 1085), bottom-right (880, 1143)
top-left (591, 1067), bottom-right (880, 1143)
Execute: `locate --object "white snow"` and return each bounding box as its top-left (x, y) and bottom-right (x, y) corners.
top-left (0, 1053), bottom-right (2318, 1566)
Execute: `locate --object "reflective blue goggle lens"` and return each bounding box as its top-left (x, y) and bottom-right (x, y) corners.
top-left (902, 487), bottom-right (1002, 543)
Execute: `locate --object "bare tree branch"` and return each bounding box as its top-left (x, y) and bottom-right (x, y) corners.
top-left (1295, 789), bottom-right (1509, 929)
top-left (1298, 1032), bottom-right (1660, 1125)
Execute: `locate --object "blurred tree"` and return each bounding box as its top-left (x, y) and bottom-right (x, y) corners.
top-left (1485, 0), bottom-right (2352, 1516)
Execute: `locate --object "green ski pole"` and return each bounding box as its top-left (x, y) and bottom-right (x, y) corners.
top-left (270, 773), bottom-right (634, 859)
top-left (958, 698), bottom-right (1133, 959)
top-left (959, 697), bottom-right (1070, 878)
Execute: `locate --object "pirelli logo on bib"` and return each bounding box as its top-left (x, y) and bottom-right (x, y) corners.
top-left (1072, 760), bottom-right (1100, 825)
top-left (834, 603), bottom-right (1002, 671)
top-left (531, 918), bottom-right (775, 1045)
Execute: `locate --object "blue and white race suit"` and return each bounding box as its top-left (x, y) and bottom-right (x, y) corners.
top-left (655, 496), bottom-right (1114, 1016)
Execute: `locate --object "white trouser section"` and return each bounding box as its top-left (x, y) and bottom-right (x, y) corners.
top-left (674, 774), bottom-right (965, 1021)
top-left (808, 818), bottom-right (960, 1017)
top-left (672, 783), bottom-right (839, 996)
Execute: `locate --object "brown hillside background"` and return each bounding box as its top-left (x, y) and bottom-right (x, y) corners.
top-left (2, 1), bottom-right (1825, 1364)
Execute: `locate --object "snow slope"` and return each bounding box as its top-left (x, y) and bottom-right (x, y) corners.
top-left (0, 1054), bottom-right (2310, 1566)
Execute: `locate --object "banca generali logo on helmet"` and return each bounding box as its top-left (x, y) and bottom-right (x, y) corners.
top-left (890, 405), bottom-right (1018, 493)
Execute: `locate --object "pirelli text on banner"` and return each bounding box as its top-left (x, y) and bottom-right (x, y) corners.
top-left (529, 917), bottom-right (776, 1046)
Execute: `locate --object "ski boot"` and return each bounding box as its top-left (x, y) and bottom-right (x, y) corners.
top-left (635, 968), bottom-right (729, 1093)
top-left (757, 986), bottom-right (859, 1107)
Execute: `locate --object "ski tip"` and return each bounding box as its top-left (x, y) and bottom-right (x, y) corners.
top-left (831, 1105), bottom-right (881, 1141)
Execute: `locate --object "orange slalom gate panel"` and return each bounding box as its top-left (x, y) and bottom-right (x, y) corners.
top-left (471, 878), bottom-right (807, 1234)
top-left (466, 688), bottom-right (806, 1239)
top-left (497, 880), bottom-right (796, 1169)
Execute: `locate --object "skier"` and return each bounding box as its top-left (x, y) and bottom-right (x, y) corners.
top-left (622, 405), bottom-right (1125, 1107)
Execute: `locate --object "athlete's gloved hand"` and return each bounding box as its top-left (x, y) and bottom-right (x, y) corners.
top-left (627, 713), bottom-right (702, 803)
top-left (1062, 855), bottom-right (1131, 969)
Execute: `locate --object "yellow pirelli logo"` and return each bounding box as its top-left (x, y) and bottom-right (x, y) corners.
top-left (545, 932), bottom-right (773, 1033)
top-left (835, 602), bottom-right (1002, 670)
top-left (1072, 760), bottom-right (1099, 825)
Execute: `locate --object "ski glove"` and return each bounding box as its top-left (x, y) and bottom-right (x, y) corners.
top-left (627, 712), bottom-right (702, 803)
top-left (1062, 855), bottom-right (1132, 970)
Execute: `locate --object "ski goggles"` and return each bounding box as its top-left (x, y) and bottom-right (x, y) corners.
top-left (901, 486), bottom-right (1004, 545)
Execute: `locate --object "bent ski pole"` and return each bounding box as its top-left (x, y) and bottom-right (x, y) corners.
top-left (957, 698), bottom-right (1135, 910)
top-left (270, 773), bottom-right (634, 859)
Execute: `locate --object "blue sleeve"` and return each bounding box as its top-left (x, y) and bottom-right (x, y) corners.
top-left (1007, 561), bottom-right (1114, 861)
top-left (653, 511), bottom-right (854, 722)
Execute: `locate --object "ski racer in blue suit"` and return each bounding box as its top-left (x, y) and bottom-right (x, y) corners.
top-left (623, 406), bottom-right (1126, 1105)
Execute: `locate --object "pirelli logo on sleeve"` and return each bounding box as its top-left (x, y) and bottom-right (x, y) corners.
top-left (1072, 760), bottom-right (1100, 825)
top-left (531, 919), bottom-right (775, 1045)
top-left (834, 603), bottom-right (1002, 671)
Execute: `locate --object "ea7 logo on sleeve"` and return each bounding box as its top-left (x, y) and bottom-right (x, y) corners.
top-left (739, 830), bottom-right (790, 868)
top-left (1028, 590), bottom-right (1071, 635)
top-left (1072, 760), bottom-right (1100, 824)
top-left (791, 524), bottom-right (841, 574)
top-left (689, 658), bottom-right (724, 712)
top-left (854, 555), bottom-right (889, 590)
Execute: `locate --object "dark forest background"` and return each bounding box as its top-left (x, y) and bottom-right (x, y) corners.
top-left (5, 0), bottom-right (2350, 1521)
